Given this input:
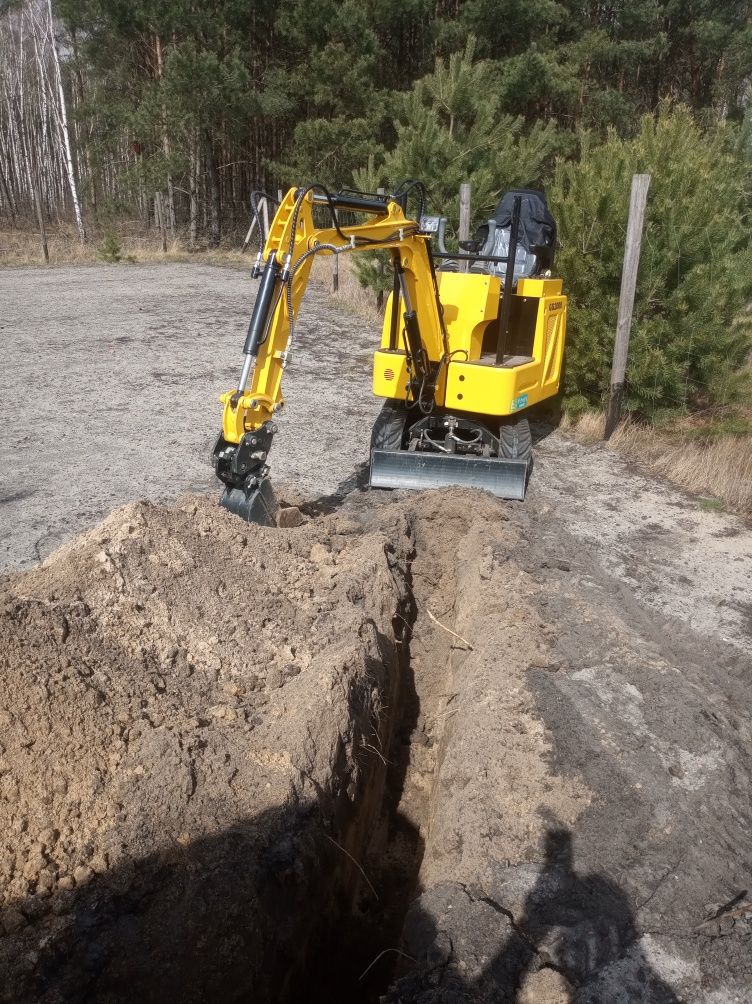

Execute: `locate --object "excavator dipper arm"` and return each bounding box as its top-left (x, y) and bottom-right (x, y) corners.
top-left (213, 185), bottom-right (445, 523)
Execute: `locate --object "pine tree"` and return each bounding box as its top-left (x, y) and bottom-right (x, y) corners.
top-left (550, 106), bottom-right (752, 418)
top-left (351, 40), bottom-right (563, 292)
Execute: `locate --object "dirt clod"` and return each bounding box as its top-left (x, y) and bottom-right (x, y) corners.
top-left (277, 506), bottom-right (304, 528)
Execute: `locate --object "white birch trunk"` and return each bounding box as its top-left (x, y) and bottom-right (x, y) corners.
top-left (154, 35), bottom-right (175, 237)
top-left (45, 0), bottom-right (85, 241)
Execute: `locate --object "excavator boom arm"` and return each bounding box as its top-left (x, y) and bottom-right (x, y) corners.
top-left (213, 186), bottom-right (446, 519)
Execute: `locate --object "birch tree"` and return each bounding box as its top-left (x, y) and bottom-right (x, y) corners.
top-left (43, 0), bottom-right (85, 240)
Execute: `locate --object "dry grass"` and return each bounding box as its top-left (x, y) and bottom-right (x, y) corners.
top-left (0, 221), bottom-right (252, 270)
top-left (309, 253), bottom-right (383, 324)
top-left (565, 410), bottom-right (752, 516)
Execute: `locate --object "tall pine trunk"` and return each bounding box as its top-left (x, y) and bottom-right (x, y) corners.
top-left (189, 132), bottom-right (198, 247)
top-left (205, 131), bottom-right (220, 246)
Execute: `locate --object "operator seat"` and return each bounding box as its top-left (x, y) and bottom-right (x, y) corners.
top-left (470, 188), bottom-right (557, 284)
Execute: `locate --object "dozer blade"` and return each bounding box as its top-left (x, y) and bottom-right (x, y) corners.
top-left (220, 476), bottom-right (278, 526)
top-left (370, 450), bottom-right (530, 501)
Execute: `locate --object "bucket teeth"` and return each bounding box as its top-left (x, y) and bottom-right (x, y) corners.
top-left (220, 477), bottom-right (278, 526)
top-left (369, 449), bottom-right (530, 501)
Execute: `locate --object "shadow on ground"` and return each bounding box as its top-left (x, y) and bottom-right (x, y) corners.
top-left (1, 820), bottom-right (680, 1004)
top-left (387, 827), bottom-right (680, 1003)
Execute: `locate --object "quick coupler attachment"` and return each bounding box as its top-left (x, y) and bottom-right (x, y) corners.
top-left (212, 424), bottom-right (279, 526)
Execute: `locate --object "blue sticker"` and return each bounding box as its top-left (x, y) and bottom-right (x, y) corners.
top-left (512, 393), bottom-right (528, 411)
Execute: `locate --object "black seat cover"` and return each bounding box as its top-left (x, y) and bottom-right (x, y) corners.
top-left (476, 189), bottom-right (557, 271)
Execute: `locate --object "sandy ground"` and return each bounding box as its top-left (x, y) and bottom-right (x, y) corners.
top-left (2, 264), bottom-right (752, 1002)
top-left (0, 263), bottom-right (380, 571)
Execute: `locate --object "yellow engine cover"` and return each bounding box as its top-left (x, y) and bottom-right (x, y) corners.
top-left (374, 272), bottom-right (567, 418)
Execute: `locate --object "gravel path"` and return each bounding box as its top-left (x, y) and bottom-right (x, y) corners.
top-left (0, 263), bottom-right (380, 570)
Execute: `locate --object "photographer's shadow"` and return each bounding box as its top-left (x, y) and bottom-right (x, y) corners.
top-left (390, 827), bottom-right (680, 1003)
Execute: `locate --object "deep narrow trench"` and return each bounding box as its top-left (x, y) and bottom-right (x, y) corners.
top-left (0, 497), bottom-right (475, 1004)
top-left (291, 508), bottom-right (466, 1003)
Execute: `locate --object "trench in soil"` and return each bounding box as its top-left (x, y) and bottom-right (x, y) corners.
top-left (293, 507), bottom-right (464, 1003)
top-left (0, 500), bottom-right (477, 1004)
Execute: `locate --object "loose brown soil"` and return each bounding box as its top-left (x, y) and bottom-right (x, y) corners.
top-left (0, 494), bottom-right (412, 1002)
top-left (3, 487), bottom-right (751, 1004)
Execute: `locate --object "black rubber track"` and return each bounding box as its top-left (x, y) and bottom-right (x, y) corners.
top-left (498, 417), bottom-right (532, 461)
top-left (371, 400), bottom-right (408, 452)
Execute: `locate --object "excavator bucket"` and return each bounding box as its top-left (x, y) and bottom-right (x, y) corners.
top-left (369, 450), bottom-right (530, 501)
top-left (220, 477), bottom-right (278, 526)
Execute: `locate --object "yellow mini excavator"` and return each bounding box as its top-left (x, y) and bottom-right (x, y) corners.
top-left (213, 181), bottom-right (567, 523)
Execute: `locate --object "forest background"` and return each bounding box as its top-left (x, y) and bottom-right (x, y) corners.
top-left (1, 0), bottom-right (751, 488)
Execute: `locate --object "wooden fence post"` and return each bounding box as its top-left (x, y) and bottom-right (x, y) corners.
top-left (241, 214), bottom-right (257, 253)
top-left (604, 173), bottom-right (651, 439)
top-left (459, 182), bottom-right (471, 273)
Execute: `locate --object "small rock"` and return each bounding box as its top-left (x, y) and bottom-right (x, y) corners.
top-left (20, 896), bottom-right (47, 921)
top-left (266, 668), bottom-right (284, 689)
top-left (54, 615), bottom-right (69, 643)
top-left (35, 869), bottom-right (55, 896)
top-left (519, 966), bottom-right (571, 1003)
top-left (23, 853), bottom-right (45, 880)
top-left (57, 874), bottom-right (75, 891)
top-left (278, 506), bottom-right (304, 529)
top-left (309, 542), bottom-right (330, 564)
top-left (668, 763), bottom-right (685, 779)
top-left (90, 853), bottom-right (109, 874)
top-left (528, 655), bottom-right (557, 671)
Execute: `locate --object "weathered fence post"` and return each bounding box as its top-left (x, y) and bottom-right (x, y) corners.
top-left (605, 173), bottom-right (651, 439)
top-left (459, 182), bottom-right (471, 273)
top-left (241, 214), bottom-right (257, 253)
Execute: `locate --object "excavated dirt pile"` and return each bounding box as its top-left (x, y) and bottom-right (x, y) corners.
top-left (0, 495), bottom-right (414, 1003)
